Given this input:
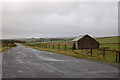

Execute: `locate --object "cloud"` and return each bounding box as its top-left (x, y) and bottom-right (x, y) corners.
top-left (2, 2), bottom-right (118, 39)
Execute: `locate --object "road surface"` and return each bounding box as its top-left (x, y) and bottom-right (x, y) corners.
top-left (2, 44), bottom-right (118, 78)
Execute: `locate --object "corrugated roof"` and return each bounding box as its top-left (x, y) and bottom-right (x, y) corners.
top-left (72, 35), bottom-right (84, 41)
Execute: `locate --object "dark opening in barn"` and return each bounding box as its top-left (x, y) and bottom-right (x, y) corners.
top-left (72, 34), bottom-right (99, 49)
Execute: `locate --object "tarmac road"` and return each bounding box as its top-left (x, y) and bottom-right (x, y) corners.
top-left (2, 44), bottom-right (118, 78)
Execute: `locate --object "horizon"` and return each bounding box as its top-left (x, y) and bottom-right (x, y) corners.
top-left (0, 35), bottom-right (119, 40)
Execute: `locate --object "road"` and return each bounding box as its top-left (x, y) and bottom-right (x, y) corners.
top-left (2, 44), bottom-right (118, 78)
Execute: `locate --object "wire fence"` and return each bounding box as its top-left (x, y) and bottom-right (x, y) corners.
top-left (24, 42), bottom-right (120, 63)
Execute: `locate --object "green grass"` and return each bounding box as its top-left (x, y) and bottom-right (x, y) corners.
top-left (95, 36), bottom-right (120, 51)
top-left (23, 45), bottom-right (118, 66)
top-left (0, 47), bottom-right (12, 52)
top-left (22, 36), bottom-right (120, 65)
top-left (34, 40), bottom-right (72, 44)
top-left (100, 44), bottom-right (119, 51)
top-left (0, 43), bottom-right (15, 52)
top-left (23, 43), bottom-right (119, 64)
top-left (96, 36), bottom-right (120, 44)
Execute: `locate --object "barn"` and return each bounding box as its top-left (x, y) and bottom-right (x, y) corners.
top-left (72, 34), bottom-right (99, 49)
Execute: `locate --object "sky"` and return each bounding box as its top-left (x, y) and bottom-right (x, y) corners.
top-left (1, 2), bottom-right (118, 39)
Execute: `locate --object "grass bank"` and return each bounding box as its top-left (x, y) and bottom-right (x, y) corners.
top-left (23, 44), bottom-right (118, 66)
top-left (0, 47), bottom-right (12, 52)
top-left (0, 45), bottom-right (16, 53)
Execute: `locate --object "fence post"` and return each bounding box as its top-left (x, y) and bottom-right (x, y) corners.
top-left (53, 44), bottom-right (54, 49)
top-left (65, 44), bottom-right (66, 51)
top-left (58, 44), bottom-right (60, 50)
top-left (103, 48), bottom-right (105, 58)
top-left (46, 44), bottom-right (47, 48)
top-left (116, 52), bottom-right (118, 62)
top-left (90, 48), bottom-right (93, 55)
top-left (49, 44), bottom-right (50, 48)
top-left (118, 51), bottom-right (120, 62)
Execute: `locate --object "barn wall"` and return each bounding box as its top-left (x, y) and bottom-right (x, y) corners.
top-left (78, 36), bottom-right (99, 49)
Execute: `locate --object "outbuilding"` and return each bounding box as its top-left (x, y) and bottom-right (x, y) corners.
top-left (72, 34), bottom-right (99, 49)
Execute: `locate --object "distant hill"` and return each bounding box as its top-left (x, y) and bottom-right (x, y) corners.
top-left (8, 36), bottom-right (119, 44)
top-left (95, 36), bottom-right (120, 44)
top-left (20, 37), bottom-right (74, 43)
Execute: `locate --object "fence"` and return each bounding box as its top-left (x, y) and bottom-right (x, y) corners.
top-left (25, 42), bottom-right (120, 63)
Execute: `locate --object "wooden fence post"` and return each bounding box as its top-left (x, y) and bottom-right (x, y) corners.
top-left (58, 44), bottom-right (60, 50)
top-left (65, 44), bottom-right (66, 51)
top-left (103, 48), bottom-right (105, 58)
top-left (90, 48), bottom-right (93, 55)
top-left (49, 44), bottom-right (50, 48)
top-left (46, 44), bottom-right (47, 48)
top-left (116, 52), bottom-right (118, 62)
top-left (53, 44), bottom-right (54, 49)
top-left (101, 47), bottom-right (109, 58)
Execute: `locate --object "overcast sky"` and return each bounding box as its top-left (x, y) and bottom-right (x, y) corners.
top-left (1, 2), bottom-right (118, 39)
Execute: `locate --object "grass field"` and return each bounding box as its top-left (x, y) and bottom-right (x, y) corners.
top-left (23, 36), bottom-right (120, 65)
top-left (0, 43), bottom-right (16, 53)
top-left (0, 44), bottom-right (11, 52)
top-left (0, 47), bottom-right (12, 52)
top-left (96, 36), bottom-right (119, 44)
top-left (96, 36), bottom-right (120, 51)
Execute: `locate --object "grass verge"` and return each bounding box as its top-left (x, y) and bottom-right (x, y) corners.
top-left (1, 47), bottom-right (11, 52)
top-left (24, 45), bottom-right (118, 66)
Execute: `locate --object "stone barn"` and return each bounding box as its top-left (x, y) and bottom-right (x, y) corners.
top-left (72, 34), bottom-right (99, 49)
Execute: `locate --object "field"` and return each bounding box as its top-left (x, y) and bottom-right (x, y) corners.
top-left (0, 46), bottom-right (12, 52)
top-left (96, 36), bottom-right (119, 44)
top-left (0, 41), bottom-right (16, 52)
top-left (96, 36), bottom-right (119, 51)
top-left (23, 36), bottom-right (120, 64)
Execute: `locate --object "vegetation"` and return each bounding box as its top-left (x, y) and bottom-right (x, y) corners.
top-left (0, 40), bottom-right (16, 52)
top-left (0, 47), bottom-right (12, 52)
top-left (96, 36), bottom-right (119, 44)
top-left (96, 36), bottom-right (120, 51)
top-left (22, 36), bottom-right (120, 65)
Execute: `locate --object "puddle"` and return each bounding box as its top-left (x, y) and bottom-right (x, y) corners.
top-left (18, 71), bottom-right (23, 73)
top-left (38, 56), bottom-right (65, 62)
